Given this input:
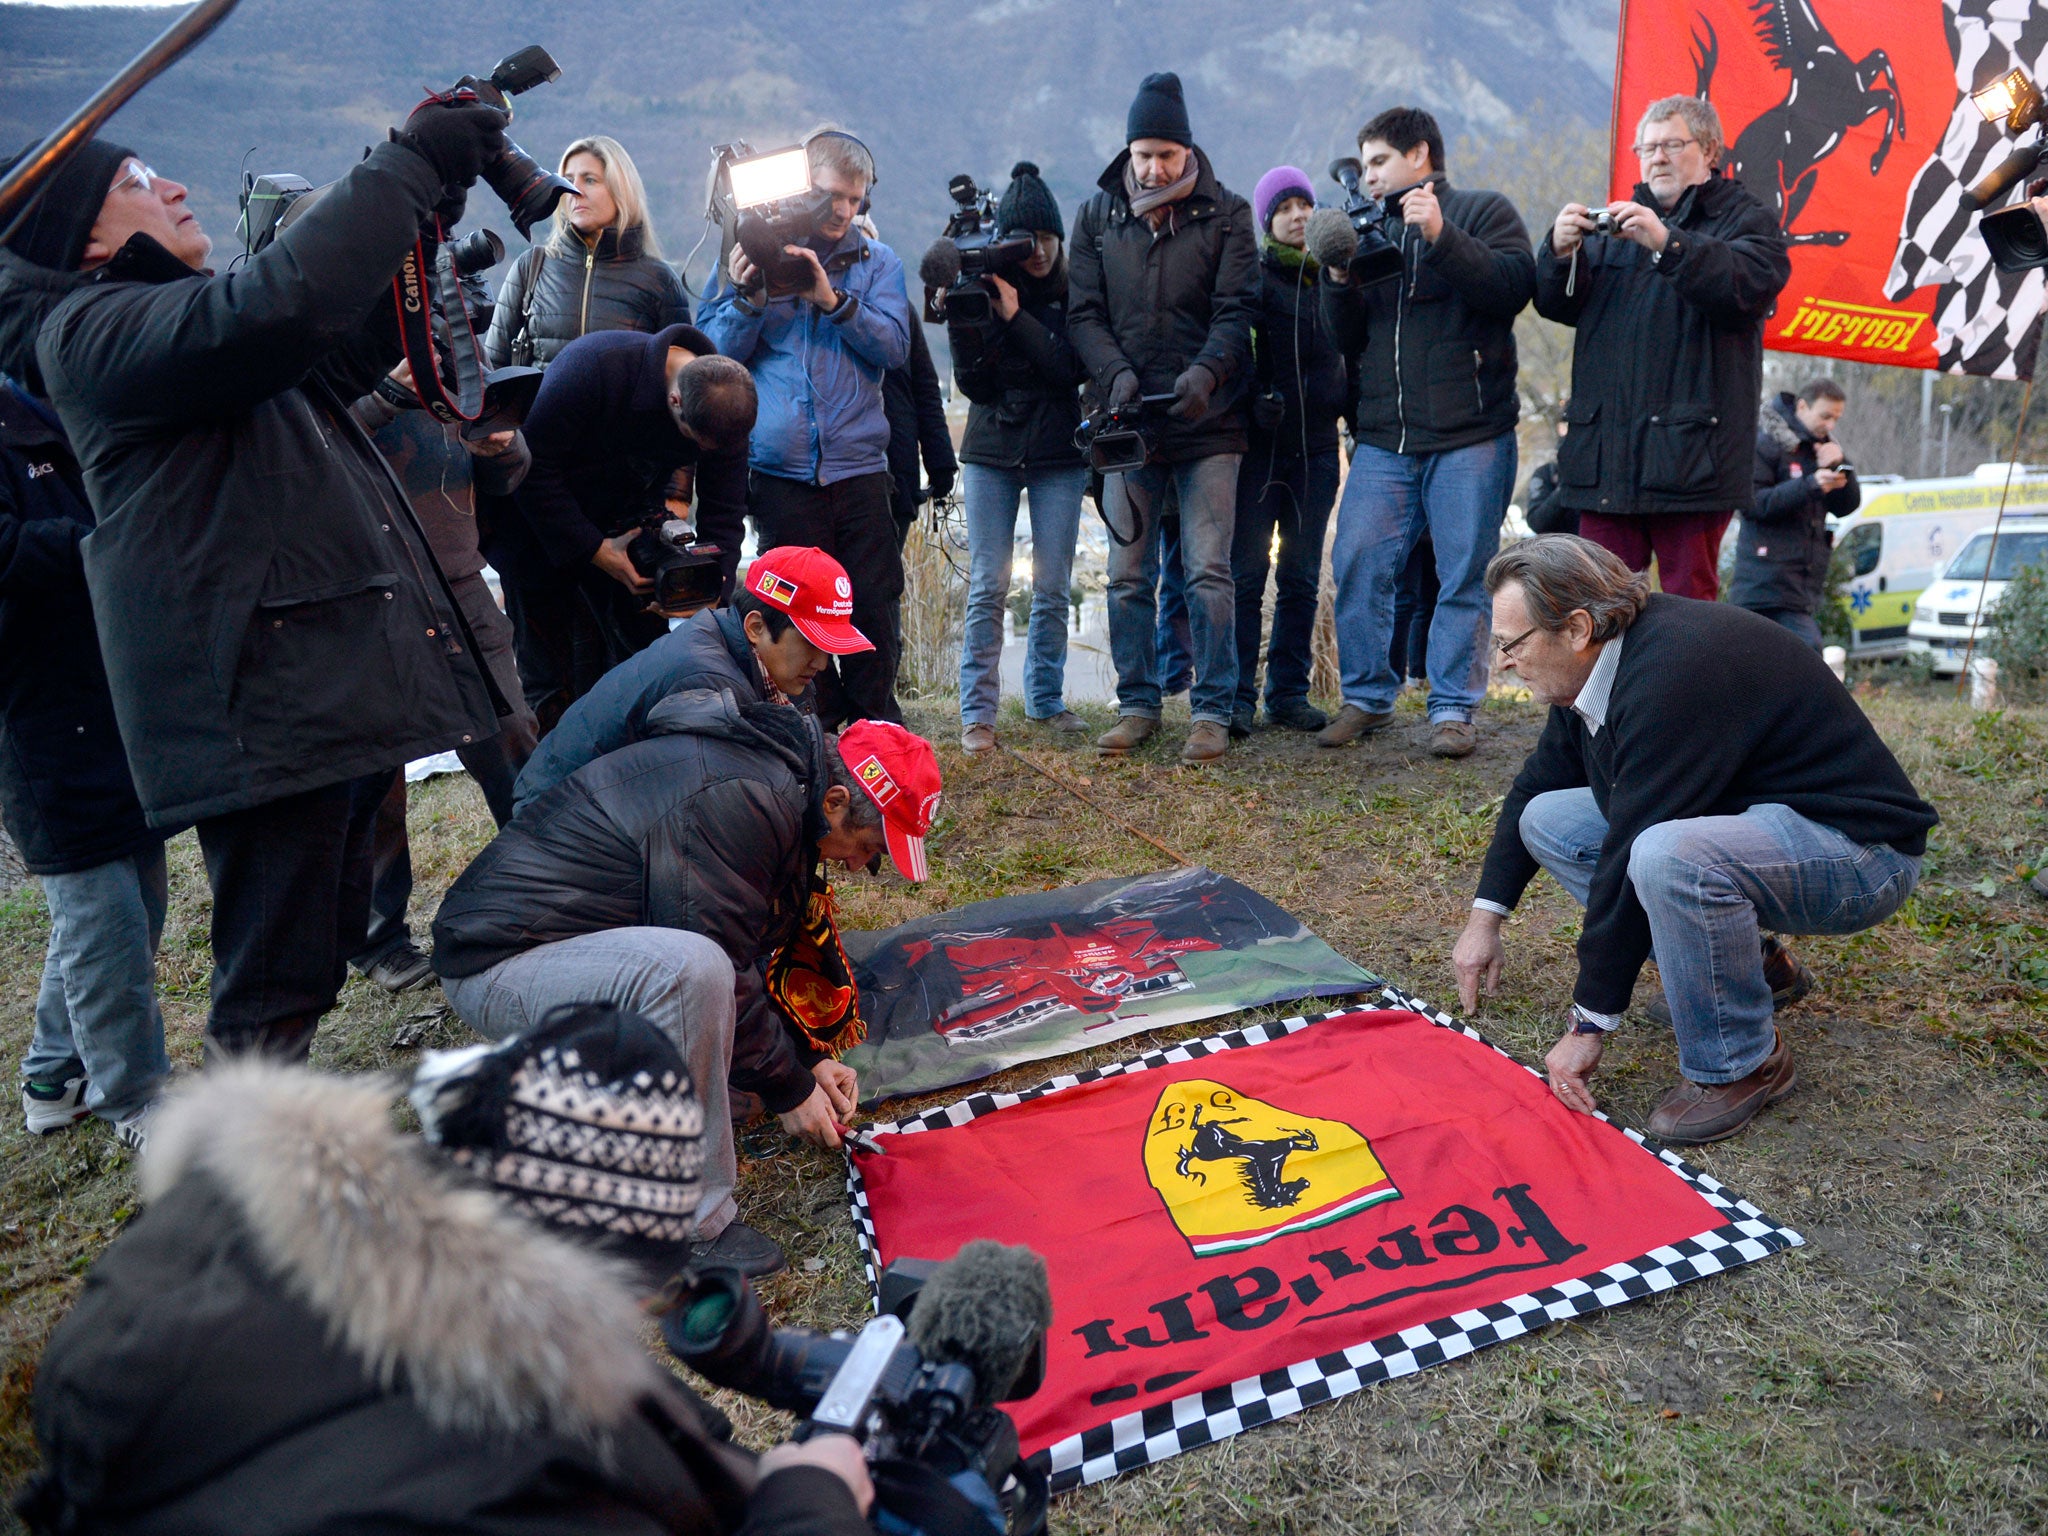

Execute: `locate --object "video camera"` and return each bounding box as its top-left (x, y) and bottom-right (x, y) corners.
top-left (1073, 392), bottom-right (1177, 476)
top-left (709, 141), bottom-right (833, 298)
top-left (627, 515), bottom-right (724, 619)
top-left (919, 174), bottom-right (1037, 324)
top-left (660, 1244), bottom-right (1052, 1536)
top-left (1325, 157), bottom-right (1405, 288)
top-left (1965, 67), bottom-right (2048, 272)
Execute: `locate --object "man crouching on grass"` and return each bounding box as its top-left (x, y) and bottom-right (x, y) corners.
top-left (1450, 536), bottom-right (1936, 1144)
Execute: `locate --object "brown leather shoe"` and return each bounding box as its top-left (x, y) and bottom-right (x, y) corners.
top-left (1096, 715), bottom-right (1159, 755)
top-left (960, 723), bottom-right (997, 756)
top-left (1647, 1032), bottom-right (1797, 1145)
top-left (1643, 936), bottom-right (1813, 1026)
top-left (1180, 720), bottom-right (1229, 763)
top-left (1040, 710), bottom-right (1091, 735)
top-left (1317, 704), bottom-right (1394, 747)
top-left (1429, 719), bottom-right (1477, 758)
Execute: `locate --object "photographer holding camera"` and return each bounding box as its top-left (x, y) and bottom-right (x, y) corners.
top-left (1730, 378), bottom-right (1859, 649)
top-left (1535, 95), bottom-right (1791, 600)
top-left (1308, 106), bottom-right (1534, 760)
top-left (944, 161), bottom-right (1090, 755)
top-left (1069, 72), bottom-right (1259, 765)
top-left (0, 97), bottom-right (515, 1064)
top-left (699, 129), bottom-right (913, 729)
top-left (18, 1004), bottom-right (873, 1533)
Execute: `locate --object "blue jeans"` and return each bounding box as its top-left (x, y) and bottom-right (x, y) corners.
top-left (1105, 456), bottom-right (1241, 723)
top-left (1154, 518), bottom-right (1193, 694)
top-left (21, 845), bottom-right (170, 1120)
top-left (1756, 608), bottom-right (1823, 650)
top-left (1331, 432), bottom-right (1517, 721)
top-left (1389, 532), bottom-right (1439, 682)
top-left (1232, 449), bottom-right (1338, 714)
top-left (958, 463), bottom-right (1087, 724)
top-left (1518, 788), bottom-right (1920, 1083)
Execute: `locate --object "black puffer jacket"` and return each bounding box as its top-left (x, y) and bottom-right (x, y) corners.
top-left (16, 1064), bottom-right (863, 1536)
top-left (1248, 243), bottom-right (1347, 460)
top-left (1534, 175), bottom-right (1792, 518)
top-left (1729, 391), bottom-right (1861, 614)
top-left (434, 690), bottom-right (825, 1114)
top-left (1321, 177), bottom-right (1532, 456)
top-left (0, 383), bottom-right (158, 875)
top-left (15, 141), bottom-right (500, 828)
top-left (949, 256), bottom-right (1086, 469)
top-left (483, 226), bottom-right (690, 368)
top-left (1068, 147), bottom-right (1259, 462)
top-left (884, 318), bottom-right (957, 519)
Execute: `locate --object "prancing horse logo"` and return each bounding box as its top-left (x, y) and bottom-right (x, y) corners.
top-left (1174, 1104), bottom-right (1319, 1209)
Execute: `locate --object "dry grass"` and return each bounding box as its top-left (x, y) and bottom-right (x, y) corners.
top-left (3, 674), bottom-right (2046, 1534)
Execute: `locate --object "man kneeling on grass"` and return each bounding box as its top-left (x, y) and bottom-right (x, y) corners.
top-left (1451, 535), bottom-right (1936, 1144)
top-left (432, 690), bottom-right (940, 1275)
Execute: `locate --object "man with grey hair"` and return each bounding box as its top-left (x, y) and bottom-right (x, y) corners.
top-left (1534, 95), bottom-right (1790, 601)
top-left (1451, 535), bottom-right (1935, 1144)
top-left (700, 126), bottom-right (913, 726)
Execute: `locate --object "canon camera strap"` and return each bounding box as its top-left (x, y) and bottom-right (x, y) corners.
top-left (392, 217), bottom-right (490, 425)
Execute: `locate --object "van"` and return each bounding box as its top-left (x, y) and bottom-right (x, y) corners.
top-left (1827, 465), bottom-right (2048, 658)
top-left (1906, 514), bottom-right (2048, 673)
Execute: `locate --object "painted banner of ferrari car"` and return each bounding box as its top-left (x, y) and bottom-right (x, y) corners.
top-left (1614, 0), bottom-right (2045, 376)
top-left (839, 866), bottom-right (1376, 1104)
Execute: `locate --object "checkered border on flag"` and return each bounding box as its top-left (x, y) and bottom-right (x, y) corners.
top-left (844, 984), bottom-right (1804, 1494)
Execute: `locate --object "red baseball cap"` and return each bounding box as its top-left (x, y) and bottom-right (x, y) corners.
top-left (743, 547), bottom-right (873, 656)
top-left (836, 721), bottom-right (943, 882)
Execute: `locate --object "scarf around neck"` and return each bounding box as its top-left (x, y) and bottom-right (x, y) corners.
top-left (1125, 156), bottom-right (1200, 225)
top-left (1262, 235), bottom-right (1317, 274)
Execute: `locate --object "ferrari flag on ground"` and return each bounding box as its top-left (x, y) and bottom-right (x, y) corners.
top-left (850, 995), bottom-right (1803, 1491)
top-left (839, 866), bottom-right (1376, 1105)
top-left (1615, 0), bottom-right (2046, 376)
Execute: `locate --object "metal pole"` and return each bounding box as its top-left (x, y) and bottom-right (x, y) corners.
top-left (1940, 402), bottom-right (1954, 477)
top-left (0, 0), bottom-right (242, 237)
top-left (1955, 374), bottom-right (2036, 697)
top-left (1919, 371), bottom-right (1934, 477)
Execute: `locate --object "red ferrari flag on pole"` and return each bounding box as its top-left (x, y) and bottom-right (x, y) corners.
top-left (1614, 0), bottom-right (2047, 377)
top-left (849, 996), bottom-right (1802, 1491)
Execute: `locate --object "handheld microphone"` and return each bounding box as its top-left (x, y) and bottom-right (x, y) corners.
top-left (920, 237), bottom-right (964, 290)
top-left (904, 1240), bottom-right (1053, 1408)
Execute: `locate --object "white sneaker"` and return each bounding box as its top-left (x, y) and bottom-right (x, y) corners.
top-left (112, 1102), bottom-right (155, 1154)
top-left (22, 1077), bottom-right (89, 1135)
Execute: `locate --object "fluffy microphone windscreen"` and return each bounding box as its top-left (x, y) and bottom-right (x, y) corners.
top-left (919, 238), bottom-right (963, 289)
top-left (1305, 207), bottom-right (1360, 271)
top-left (904, 1240), bottom-right (1053, 1408)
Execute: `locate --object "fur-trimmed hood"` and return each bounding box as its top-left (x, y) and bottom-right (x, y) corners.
top-left (142, 1060), bottom-right (665, 1443)
top-left (1762, 390), bottom-right (1810, 456)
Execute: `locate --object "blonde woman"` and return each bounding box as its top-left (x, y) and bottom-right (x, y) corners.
top-left (484, 135), bottom-right (689, 368)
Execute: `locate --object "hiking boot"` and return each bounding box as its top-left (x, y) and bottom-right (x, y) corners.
top-left (22, 1076), bottom-right (89, 1136)
top-left (1642, 936), bottom-right (1813, 1027)
top-left (112, 1101), bottom-right (156, 1155)
top-left (1181, 721), bottom-right (1230, 763)
top-left (960, 723), bottom-right (997, 756)
top-left (692, 1220), bottom-right (786, 1279)
top-left (1429, 719), bottom-right (1478, 758)
top-left (1317, 704), bottom-right (1394, 747)
top-left (1096, 715), bottom-right (1158, 755)
top-left (1268, 699), bottom-right (1329, 732)
top-left (1647, 1032), bottom-right (1797, 1145)
top-left (1040, 710), bottom-right (1091, 735)
top-left (356, 940), bottom-right (435, 994)
top-left (1228, 708), bottom-right (1254, 740)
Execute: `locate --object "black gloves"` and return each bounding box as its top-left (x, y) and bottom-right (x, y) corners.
top-left (1167, 363), bottom-right (1217, 422)
top-left (398, 98), bottom-right (508, 189)
top-left (1107, 369), bottom-right (1143, 412)
top-left (927, 468), bottom-right (955, 503)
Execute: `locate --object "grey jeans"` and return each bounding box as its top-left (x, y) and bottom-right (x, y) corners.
top-left (442, 928), bottom-right (740, 1238)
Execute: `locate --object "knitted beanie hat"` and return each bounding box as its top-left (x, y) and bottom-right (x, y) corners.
top-left (1126, 72), bottom-right (1193, 147)
top-left (411, 1001), bottom-right (706, 1287)
top-left (1252, 166), bottom-right (1316, 234)
top-left (1, 139), bottom-right (136, 271)
top-left (996, 161), bottom-right (1063, 239)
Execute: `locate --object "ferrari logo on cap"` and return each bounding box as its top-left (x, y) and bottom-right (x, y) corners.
top-left (755, 572), bottom-right (799, 607)
top-left (1144, 1079), bottom-right (1400, 1257)
top-left (854, 755), bottom-right (901, 805)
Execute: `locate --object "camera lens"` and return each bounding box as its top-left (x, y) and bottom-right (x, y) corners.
top-left (447, 228), bottom-right (504, 277)
top-left (483, 143), bottom-right (574, 240)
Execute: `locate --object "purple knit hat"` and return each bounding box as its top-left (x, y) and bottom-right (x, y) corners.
top-left (1252, 166), bottom-right (1315, 233)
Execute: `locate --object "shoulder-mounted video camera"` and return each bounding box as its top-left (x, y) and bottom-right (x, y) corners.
top-left (708, 142), bottom-right (835, 298)
top-left (920, 174), bottom-right (1037, 325)
top-left (1326, 156), bottom-right (1405, 289)
top-left (1073, 392), bottom-right (1177, 476)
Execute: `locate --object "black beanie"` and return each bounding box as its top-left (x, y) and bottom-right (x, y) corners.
top-left (996, 161), bottom-right (1063, 239)
top-left (0, 139), bottom-right (135, 272)
top-left (1126, 72), bottom-right (1193, 147)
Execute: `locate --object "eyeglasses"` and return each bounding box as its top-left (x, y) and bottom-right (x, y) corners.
top-left (1493, 625), bottom-right (1540, 662)
top-left (1632, 137), bottom-right (1697, 160)
top-left (111, 163), bottom-right (161, 196)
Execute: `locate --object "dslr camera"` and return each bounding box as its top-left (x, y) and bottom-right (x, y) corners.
top-left (921, 174), bottom-right (1036, 324)
top-left (709, 141), bottom-right (833, 297)
top-left (661, 1247), bottom-right (1051, 1536)
top-left (1325, 157), bottom-right (1405, 288)
top-left (419, 45), bottom-right (576, 239)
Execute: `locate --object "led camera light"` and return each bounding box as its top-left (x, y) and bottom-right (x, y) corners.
top-left (727, 146), bottom-right (811, 209)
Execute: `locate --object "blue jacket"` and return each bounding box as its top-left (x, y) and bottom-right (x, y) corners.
top-left (697, 229), bottom-right (912, 485)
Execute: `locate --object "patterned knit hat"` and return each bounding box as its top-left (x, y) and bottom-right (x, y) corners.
top-left (997, 161), bottom-right (1063, 240)
top-left (410, 1002), bottom-right (705, 1286)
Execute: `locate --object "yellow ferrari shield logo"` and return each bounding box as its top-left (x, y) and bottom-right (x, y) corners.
top-left (1144, 1078), bottom-right (1400, 1257)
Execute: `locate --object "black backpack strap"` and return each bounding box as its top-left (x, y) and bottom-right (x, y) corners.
top-left (870, 1458), bottom-right (1007, 1536)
